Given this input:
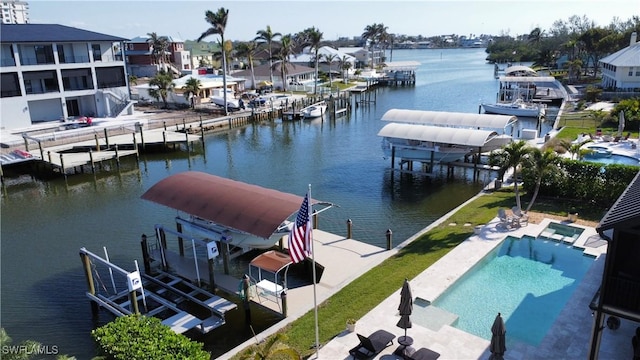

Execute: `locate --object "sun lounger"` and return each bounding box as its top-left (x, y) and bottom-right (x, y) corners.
top-left (349, 329), bottom-right (395, 359)
top-left (405, 347), bottom-right (441, 360)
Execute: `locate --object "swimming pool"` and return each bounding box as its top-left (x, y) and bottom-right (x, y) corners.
top-left (583, 153), bottom-right (640, 166)
top-left (413, 235), bottom-right (594, 346)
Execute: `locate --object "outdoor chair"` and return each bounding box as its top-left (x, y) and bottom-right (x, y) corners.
top-left (349, 329), bottom-right (395, 359)
top-left (511, 206), bottom-right (528, 227)
top-left (405, 347), bottom-right (441, 360)
top-left (497, 208), bottom-right (515, 230)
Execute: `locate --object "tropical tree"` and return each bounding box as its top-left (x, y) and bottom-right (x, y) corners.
top-left (183, 77), bottom-right (202, 108)
top-left (148, 70), bottom-right (175, 108)
top-left (235, 41), bottom-right (258, 90)
top-left (300, 27), bottom-right (323, 94)
top-left (323, 53), bottom-right (338, 87)
top-left (274, 34), bottom-right (295, 92)
top-left (362, 23), bottom-right (379, 69)
top-left (238, 333), bottom-right (299, 360)
top-left (523, 148), bottom-right (560, 212)
top-left (146, 32), bottom-right (169, 66)
top-left (254, 25), bottom-right (281, 87)
top-left (338, 55), bottom-right (352, 83)
top-left (489, 140), bottom-right (531, 211)
top-left (198, 7), bottom-right (229, 115)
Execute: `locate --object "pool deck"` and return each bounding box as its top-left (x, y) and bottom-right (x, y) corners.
top-left (316, 217), bottom-right (634, 360)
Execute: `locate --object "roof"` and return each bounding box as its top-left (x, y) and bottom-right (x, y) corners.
top-left (498, 76), bottom-right (556, 83)
top-left (0, 24), bottom-right (128, 43)
top-left (233, 62), bottom-right (315, 78)
top-left (600, 42), bottom-right (640, 67)
top-left (128, 35), bottom-right (184, 43)
top-left (377, 123), bottom-right (501, 147)
top-left (504, 65), bottom-right (537, 76)
top-left (250, 250), bottom-right (292, 273)
top-left (290, 46), bottom-right (356, 64)
top-left (596, 171), bottom-right (640, 232)
top-left (383, 61), bottom-right (421, 71)
top-left (141, 171), bottom-right (325, 239)
top-left (381, 109), bottom-right (517, 130)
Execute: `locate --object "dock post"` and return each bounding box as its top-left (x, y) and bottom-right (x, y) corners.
top-left (103, 128), bottom-right (109, 148)
top-left (89, 150), bottom-right (95, 173)
top-left (22, 134), bottom-right (29, 152)
top-left (129, 290), bottom-right (139, 315)
top-left (94, 133), bottom-right (100, 152)
top-left (79, 251), bottom-right (99, 315)
top-left (59, 153), bottom-right (66, 175)
top-left (386, 229), bottom-right (393, 250)
top-left (222, 243), bottom-right (230, 275)
top-left (132, 133), bottom-right (139, 160)
top-left (208, 257), bottom-right (216, 293)
top-left (114, 145), bottom-right (120, 169)
top-left (38, 140), bottom-right (44, 160)
top-left (162, 131), bottom-right (167, 148)
top-left (140, 234), bottom-right (151, 274)
top-left (347, 219), bottom-right (352, 239)
top-left (242, 275), bottom-right (251, 324)
top-left (184, 130), bottom-right (190, 153)
top-left (281, 290), bottom-right (288, 317)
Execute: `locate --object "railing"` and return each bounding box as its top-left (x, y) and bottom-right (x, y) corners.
top-left (60, 55), bottom-right (90, 64)
top-left (603, 276), bottom-right (640, 312)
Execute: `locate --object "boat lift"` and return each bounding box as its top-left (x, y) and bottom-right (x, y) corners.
top-left (79, 246), bottom-right (236, 334)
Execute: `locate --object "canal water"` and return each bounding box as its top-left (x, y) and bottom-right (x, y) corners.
top-left (0, 48), bottom-right (553, 358)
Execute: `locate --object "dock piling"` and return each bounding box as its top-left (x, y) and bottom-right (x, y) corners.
top-left (386, 229), bottom-right (393, 250)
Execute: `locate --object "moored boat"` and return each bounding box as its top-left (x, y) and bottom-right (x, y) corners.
top-left (481, 99), bottom-right (545, 118)
top-left (301, 102), bottom-right (327, 119)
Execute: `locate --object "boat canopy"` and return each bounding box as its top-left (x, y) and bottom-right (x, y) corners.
top-left (382, 61), bottom-right (421, 71)
top-left (504, 65), bottom-right (537, 76)
top-left (378, 122), bottom-right (503, 147)
top-left (141, 171), bottom-right (331, 239)
top-left (498, 76), bottom-right (556, 83)
top-left (381, 109), bottom-right (517, 131)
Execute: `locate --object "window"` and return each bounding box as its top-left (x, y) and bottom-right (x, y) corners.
top-left (95, 66), bottom-right (125, 88)
top-left (57, 44), bottom-right (66, 64)
top-left (62, 68), bottom-right (93, 91)
top-left (22, 70), bottom-right (59, 94)
top-left (92, 44), bottom-right (102, 61)
top-left (34, 45), bottom-right (54, 64)
top-left (0, 72), bottom-right (21, 97)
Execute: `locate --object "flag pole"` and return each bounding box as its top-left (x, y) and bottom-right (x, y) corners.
top-left (309, 184), bottom-right (320, 357)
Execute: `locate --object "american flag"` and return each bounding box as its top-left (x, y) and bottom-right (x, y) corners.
top-left (288, 192), bottom-right (312, 263)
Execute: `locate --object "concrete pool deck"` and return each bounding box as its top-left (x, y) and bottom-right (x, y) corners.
top-left (316, 217), bottom-right (635, 359)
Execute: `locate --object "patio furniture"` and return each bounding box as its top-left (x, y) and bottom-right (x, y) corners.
top-left (349, 329), bottom-right (395, 359)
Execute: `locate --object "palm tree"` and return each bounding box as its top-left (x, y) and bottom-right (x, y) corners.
top-left (300, 27), bottom-right (323, 95)
top-left (338, 55), bottom-right (352, 83)
top-left (489, 140), bottom-right (531, 211)
top-left (198, 7), bottom-right (229, 115)
top-left (323, 53), bottom-right (338, 87)
top-left (235, 41), bottom-right (258, 90)
top-left (148, 70), bottom-right (175, 109)
top-left (523, 148), bottom-right (560, 212)
top-left (183, 77), bottom-right (202, 108)
top-left (238, 333), bottom-right (299, 360)
top-left (254, 25), bottom-right (281, 87)
top-left (362, 23), bottom-right (379, 69)
top-left (274, 34), bottom-right (295, 92)
top-left (146, 32), bottom-right (169, 66)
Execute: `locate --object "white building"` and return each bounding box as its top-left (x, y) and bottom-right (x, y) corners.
top-left (0, 24), bottom-right (133, 130)
top-left (1, 0), bottom-right (29, 24)
top-left (599, 32), bottom-right (640, 91)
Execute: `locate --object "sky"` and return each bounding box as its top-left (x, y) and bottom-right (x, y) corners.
top-left (29, 0), bottom-right (637, 42)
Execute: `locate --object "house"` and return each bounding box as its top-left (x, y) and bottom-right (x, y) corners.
top-left (124, 35), bottom-right (189, 77)
top-left (135, 73), bottom-right (246, 106)
top-left (288, 46), bottom-right (356, 75)
top-left (232, 62), bottom-right (315, 91)
top-left (588, 171), bottom-right (640, 359)
top-left (338, 46), bottom-right (384, 69)
top-left (184, 40), bottom-right (220, 71)
top-left (599, 32), bottom-right (640, 91)
top-left (0, 23), bottom-right (132, 130)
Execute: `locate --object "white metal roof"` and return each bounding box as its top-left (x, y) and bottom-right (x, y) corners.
top-left (600, 42), bottom-right (640, 67)
top-left (380, 109), bottom-right (517, 130)
top-left (504, 65), bottom-right (537, 76)
top-left (498, 76), bottom-right (556, 83)
top-left (377, 123), bottom-right (500, 147)
top-left (382, 61), bottom-right (421, 71)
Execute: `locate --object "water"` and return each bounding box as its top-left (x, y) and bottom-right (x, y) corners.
top-left (583, 154), bottom-right (640, 166)
top-left (0, 49), bottom-right (553, 358)
top-left (424, 234), bottom-right (594, 346)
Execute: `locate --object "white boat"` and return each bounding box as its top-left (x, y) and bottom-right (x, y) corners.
top-left (301, 102), bottom-right (327, 119)
top-left (481, 99), bottom-right (545, 118)
top-left (210, 88), bottom-right (241, 110)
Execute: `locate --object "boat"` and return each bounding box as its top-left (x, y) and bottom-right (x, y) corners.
top-left (301, 102), bottom-right (327, 119)
top-left (481, 99), bottom-right (545, 118)
top-left (210, 88), bottom-right (241, 110)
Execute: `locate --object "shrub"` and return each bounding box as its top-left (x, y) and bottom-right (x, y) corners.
top-left (92, 315), bottom-right (210, 360)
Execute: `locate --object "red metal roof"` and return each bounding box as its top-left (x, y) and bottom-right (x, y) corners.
top-left (141, 171), bottom-right (317, 239)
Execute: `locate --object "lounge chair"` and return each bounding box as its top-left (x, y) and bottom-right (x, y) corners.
top-left (497, 208), bottom-right (515, 230)
top-left (511, 206), bottom-right (528, 227)
top-left (349, 329), bottom-right (395, 359)
top-left (405, 347), bottom-right (441, 360)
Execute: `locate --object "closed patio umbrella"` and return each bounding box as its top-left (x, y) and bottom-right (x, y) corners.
top-left (619, 111), bottom-right (626, 136)
top-left (490, 313), bottom-right (506, 360)
top-left (396, 278), bottom-right (413, 342)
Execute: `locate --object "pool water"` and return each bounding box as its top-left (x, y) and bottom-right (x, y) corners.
top-left (420, 235), bottom-right (594, 346)
top-left (583, 153), bottom-right (640, 166)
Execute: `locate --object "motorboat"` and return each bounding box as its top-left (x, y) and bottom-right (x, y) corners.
top-left (301, 102), bottom-right (327, 119)
top-left (481, 99), bottom-right (545, 118)
top-left (210, 88), bottom-right (241, 110)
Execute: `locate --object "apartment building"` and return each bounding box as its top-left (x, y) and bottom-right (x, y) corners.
top-left (0, 24), bottom-right (132, 130)
top-left (1, 0), bottom-right (29, 24)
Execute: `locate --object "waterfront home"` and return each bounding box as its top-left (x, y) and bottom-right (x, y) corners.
top-left (123, 35), bottom-right (190, 77)
top-left (599, 32), bottom-right (640, 91)
top-left (0, 23), bottom-right (132, 130)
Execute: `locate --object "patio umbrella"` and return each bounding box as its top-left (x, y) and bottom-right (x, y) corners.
top-left (619, 111), bottom-right (626, 136)
top-left (489, 313), bottom-right (506, 360)
top-left (396, 278), bottom-right (413, 340)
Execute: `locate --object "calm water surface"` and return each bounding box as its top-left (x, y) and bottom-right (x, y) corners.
top-left (1, 49), bottom-right (548, 358)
